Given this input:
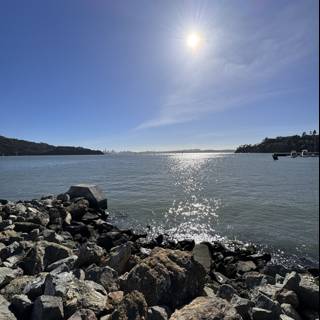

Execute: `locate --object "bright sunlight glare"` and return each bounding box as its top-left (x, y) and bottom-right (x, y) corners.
top-left (186, 32), bottom-right (203, 52)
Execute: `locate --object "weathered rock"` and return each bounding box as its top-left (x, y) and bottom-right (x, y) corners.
top-left (231, 294), bottom-right (254, 320)
top-left (31, 295), bottom-right (64, 320)
top-left (237, 260), bottom-right (256, 273)
top-left (262, 264), bottom-right (288, 277)
top-left (9, 294), bottom-right (32, 320)
top-left (1, 276), bottom-right (35, 301)
top-left (85, 265), bottom-right (119, 292)
top-left (108, 291), bottom-right (124, 305)
top-left (217, 284), bottom-right (236, 301)
top-left (67, 309), bottom-right (97, 320)
top-left (281, 303), bottom-right (302, 320)
top-left (20, 241), bottom-right (72, 275)
top-left (275, 289), bottom-right (299, 308)
top-left (46, 255), bottom-right (78, 272)
top-left (283, 272), bottom-right (301, 292)
top-left (148, 306), bottom-right (168, 320)
top-left (169, 296), bottom-right (242, 320)
top-left (297, 273), bottom-right (319, 310)
top-left (0, 268), bottom-right (23, 289)
top-left (75, 242), bottom-right (105, 268)
top-left (57, 193), bottom-right (70, 203)
top-left (280, 315), bottom-right (295, 320)
top-left (254, 292), bottom-right (281, 318)
top-left (252, 307), bottom-right (273, 320)
top-left (257, 284), bottom-right (279, 299)
top-left (244, 272), bottom-right (265, 289)
top-left (67, 184), bottom-right (108, 209)
top-left (192, 243), bottom-right (212, 273)
top-left (47, 273), bottom-right (108, 317)
top-left (0, 295), bottom-right (17, 320)
top-left (67, 199), bottom-right (90, 221)
top-left (110, 290), bottom-right (147, 320)
top-left (23, 273), bottom-right (48, 300)
top-left (213, 272), bottom-right (229, 284)
top-left (106, 243), bottom-right (132, 274)
top-left (121, 247), bottom-right (206, 308)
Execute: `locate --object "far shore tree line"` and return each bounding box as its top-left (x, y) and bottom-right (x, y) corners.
top-left (235, 130), bottom-right (319, 153)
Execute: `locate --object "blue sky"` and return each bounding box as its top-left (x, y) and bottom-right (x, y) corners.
top-left (0, 0), bottom-right (318, 151)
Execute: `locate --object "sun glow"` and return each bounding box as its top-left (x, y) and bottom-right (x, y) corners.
top-left (186, 31), bottom-right (203, 52)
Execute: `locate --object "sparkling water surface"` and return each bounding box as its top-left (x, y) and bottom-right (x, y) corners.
top-left (0, 153), bottom-right (318, 266)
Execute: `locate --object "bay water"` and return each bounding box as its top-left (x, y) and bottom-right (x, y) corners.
top-left (0, 153), bottom-right (318, 266)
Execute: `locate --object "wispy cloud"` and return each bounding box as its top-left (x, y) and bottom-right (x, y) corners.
top-left (136, 1), bottom-right (317, 130)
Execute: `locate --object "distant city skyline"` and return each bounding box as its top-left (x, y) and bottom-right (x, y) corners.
top-left (0, 0), bottom-right (319, 151)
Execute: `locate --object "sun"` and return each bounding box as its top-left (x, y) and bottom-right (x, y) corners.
top-left (186, 32), bottom-right (203, 51)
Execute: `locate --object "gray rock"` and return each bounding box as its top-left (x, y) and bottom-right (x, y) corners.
top-left (297, 273), bottom-right (319, 310)
top-left (192, 243), bottom-right (212, 273)
top-left (262, 264), bottom-right (288, 277)
top-left (217, 284), bottom-right (236, 301)
top-left (121, 247), bottom-right (206, 309)
top-left (281, 303), bottom-right (302, 320)
top-left (0, 268), bottom-right (23, 289)
top-left (258, 284), bottom-right (279, 299)
top-left (276, 289), bottom-right (299, 308)
top-left (169, 296), bottom-right (242, 320)
top-left (254, 292), bottom-right (281, 318)
top-left (280, 315), bottom-right (295, 320)
top-left (106, 243), bottom-right (131, 275)
top-left (252, 307), bottom-right (273, 320)
top-left (20, 241), bottom-right (72, 275)
top-left (237, 260), bottom-right (256, 273)
top-left (148, 306), bottom-right (168, 320)
top-left (85, 265), bottom-right (119, 292)
top-left (75, 243), bottom-right (105, 268)
top-left (10, 294), bottom-right (32, 320)
top-left (110, 291), bottom-right (147, 320)
top-left (231, 294), bottom-right (254, 320)
top-left (23, 274), bottom-right (47, 300)
top-left (31, 295), bottom-right (64, 320)
top-left (67, 184), bottom-right (108, 209)
top-left (46, 255), bottom-right (78, 272)
top-left (1, 275), bottom-right (35, 301)
top-left (244, 272), bottom-right (265, 289)
top-left (47, 273), bottom-right (108, 317)
top-left (283, 272), bottom-right (301, 292)
top-left (0, 295), bottom-right (17, 320)
top-left (57, 193), bottom-right (70, 202)
top-left (213, 271), bottom-right (229, 284)
top-left (67, 309), bottom-right (97, 320)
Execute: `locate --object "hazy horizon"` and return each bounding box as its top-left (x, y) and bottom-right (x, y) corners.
top-left (0, 0), bottom-right (319, 151)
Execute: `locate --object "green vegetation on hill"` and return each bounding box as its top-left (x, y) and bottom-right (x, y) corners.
top-left (236, 131), bottom-right (319, 153)
top-left (0, 135), bottom-right (103, 156)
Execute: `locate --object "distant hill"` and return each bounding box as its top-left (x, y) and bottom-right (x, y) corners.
top-left (235, 132), bottom-right (319, 153)
top-left (0, 135), bottom-right (103, 156)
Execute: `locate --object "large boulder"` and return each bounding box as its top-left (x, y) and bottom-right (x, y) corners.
top-left (169, 296), bottom-right (242, 320)
top-left (110, 291), bottom-right (147, 320)
top-left (67, 184), bottom-right (108, 209)
top-left (19, 241), bottom-right (72, 275)
top-left (45, 272), bottom-right (108, 317)
top-left (121, 247), bottom-right (206, 308)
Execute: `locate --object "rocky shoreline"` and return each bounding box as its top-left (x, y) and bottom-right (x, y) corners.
top-left (0, 186), bottom-right (319, 320)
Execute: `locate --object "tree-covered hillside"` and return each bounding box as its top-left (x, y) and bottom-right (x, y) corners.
top-left (0, 135), bottom-right (103, 156)
top-left (235, 131), bottom-right (319, 153)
